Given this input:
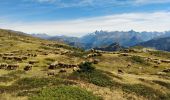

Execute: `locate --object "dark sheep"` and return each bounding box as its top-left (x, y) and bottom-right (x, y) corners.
top-left (47, 71), bottom-right (55, 76)
top-left (0, 63), bottom-right (8, 69)
top-left (162, 69), bottom-right (170, 73)
top-left (24, 65), bottom-right (32, 71)
top-left (29, 60), bottom-right (39, 64)
top-left (48, 61), bottom-right (58, 69)
top-left (7, 64), bottom-right (19, 70)
top-left (59, 69), bottom-right (67, 73)
top-left (3, 56), bottom-right (13, 60)
top-left (127, 63), bottom-right (132, 68)
top-left (14, 57), bottom-right (22, 61)
top-left (118, 69), bottom-right (123, 74)
top-left (48, 64), bottom-right (57, 69)
top-left (154, 65), bottom-right (159, 68)
top-left (161, 60), bottom-right (170, 63)
top-left (22, 56), bottom-right (28, 60)
top-left (0, 53), bottom-right (3, 57)
top-left (93, 59), bottom-right (100, 64)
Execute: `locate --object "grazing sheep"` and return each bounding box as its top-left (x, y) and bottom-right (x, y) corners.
top-left (73, 67), bottom-right (80, 72)
top-left (7, 64), bottom-right (19, 70)
top-left (59, 69), bottom-right (67, 73)
top-left (21, 56), bottom-right (28, 60)
top-left (27, 53), bottom-right (37, 57)
top-left (4, 53), bottom-right (14, 56)
top-left (48, 62), bottom-right (58, 69)
top-left (118, 69), bottom-right (123, 74)
top-left (0, 53), bottom-right (3, 57)
top-left (24, 64), bottom-right (32, 71)
top-left (161, 60), bottom-right (170, 63)
top-left (127, 63), bottom-right (132, 68)
top-left (2, 56), bottom-right (13, 60)
top-left (121, 53), bottom-right (129, 56)
top-left (47, 71), bottom-right (55, 76)
top-left (93, 59), bottom-right (100, 64)
top-left (154, 65), bottom-right (159, 68)
top-left (162, 68), bottom-right (170, 73)
top-left (14, 57), bottom-right (22, 61)
top-left (157, 72), bottom-right (166, 75)
top-left (0, 63), bottom-right (8, 69)
top-left (29, 60), bottom-right (39, 64)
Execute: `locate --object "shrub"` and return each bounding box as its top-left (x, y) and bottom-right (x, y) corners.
top-left (69, 69), bottom-right (120, 87)
top-left (29, 86), bottom-right (102, 100)
top-left (130, 56), bottom-right (150, 65)
top-left (79, 62), bottom-right (95, 73)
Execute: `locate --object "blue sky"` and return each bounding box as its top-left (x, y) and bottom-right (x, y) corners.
top-left (0, 0), bottom-right (170, 36)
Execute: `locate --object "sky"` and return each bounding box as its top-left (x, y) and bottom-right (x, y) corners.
top-left (0, 0), bottom-right (170, 37)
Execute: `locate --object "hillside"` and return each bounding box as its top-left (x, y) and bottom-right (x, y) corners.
top-left (136, 37), bottom-right (170, 51)
top-left (1, 29), bottom-right (170, 100)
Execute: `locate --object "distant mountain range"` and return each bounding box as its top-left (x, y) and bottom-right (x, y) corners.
top-left (30, 33), bottom-right (52, 39)
top-left (136, 37), bottom-right (170, 51)
top-left (31, 30), bottom-right (170, 50)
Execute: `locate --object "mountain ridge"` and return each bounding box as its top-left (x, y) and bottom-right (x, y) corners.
top-left (33, 30), bottom-right (166, 49)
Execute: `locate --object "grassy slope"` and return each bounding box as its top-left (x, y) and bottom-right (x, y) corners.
top-left (0, 29), bottom-right (170, 100)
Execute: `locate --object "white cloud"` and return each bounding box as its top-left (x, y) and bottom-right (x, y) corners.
top-left (27, 0), bottom-right (170, 8)
top-left (1, 11), bottom-right (170, 37)
top-left (134, 0), bottom-right (170, 4)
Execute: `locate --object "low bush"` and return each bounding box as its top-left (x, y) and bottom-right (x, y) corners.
top-left (130, 56), bottom-right (150, 65)
top-left (29, 86), bottom-right (102, 100)
top-left (78, 62), bottom-right (95, 73)
top-left (69, 69), bottom-right (120, 87)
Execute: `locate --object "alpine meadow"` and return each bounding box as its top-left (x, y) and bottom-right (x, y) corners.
top-left (1, 0), bottom-right (170, 100)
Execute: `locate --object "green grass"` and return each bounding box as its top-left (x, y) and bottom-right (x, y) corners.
top-left (29, 86), bottom-right (102, 100)
top-left (14, 77), bottom-right (75, 90)
top-left (0, 77), bottom-right (76, 93)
